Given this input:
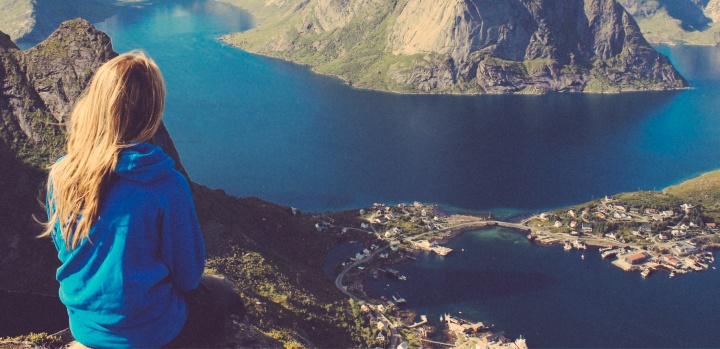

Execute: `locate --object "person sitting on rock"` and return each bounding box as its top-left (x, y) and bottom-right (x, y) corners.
top-left (42, 51), bottom-right (241, 348)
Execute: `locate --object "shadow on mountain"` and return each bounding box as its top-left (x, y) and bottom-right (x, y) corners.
top-left (0, 146), bottom-right (59, 295)
top-left (659, 0), bottom-right (713, 31)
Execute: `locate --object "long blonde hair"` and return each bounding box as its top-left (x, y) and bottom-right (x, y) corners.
top-left (42, 51), bottom-right (166, 250)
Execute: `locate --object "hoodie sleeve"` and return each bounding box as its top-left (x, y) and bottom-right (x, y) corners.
top-left (159, 172), bottom-right (206, 292)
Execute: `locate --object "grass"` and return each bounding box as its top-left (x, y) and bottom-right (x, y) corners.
top-left (664, 169), bottom-right (720, 221)
top-left (1, 332), bottom-right (64, 348)
top-left (222, 0), bottom-right (687, 94)
top-left (523, 58), bottom-right (556, 76)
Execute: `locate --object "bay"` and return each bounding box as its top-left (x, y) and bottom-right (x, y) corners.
top-left (93, 1), bottom-right (720, 213)
top-left (364, 228), bottom-right (720, 348)
top-left (11, 0), bottom-right (720, 345)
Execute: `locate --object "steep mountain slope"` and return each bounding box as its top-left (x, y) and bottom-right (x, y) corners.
top-left (0, 19), bottom-right (362, 348)
top-left (222, 0), bottom-right (688, 94)
top-left (617, 0), bottom-right (720, 44)
top-left (0, 19), bottom-right (112, 295)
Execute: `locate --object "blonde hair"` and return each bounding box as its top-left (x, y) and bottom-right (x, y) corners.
top-left (42, 51), bottom-right (166, 250)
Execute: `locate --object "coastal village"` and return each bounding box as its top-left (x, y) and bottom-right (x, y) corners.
top-left (325, 192), bottom-right (720, 348)
top-left (525, 195), bottom-right (719, 278)
top-left (323, 202), bottom-right (531, 349)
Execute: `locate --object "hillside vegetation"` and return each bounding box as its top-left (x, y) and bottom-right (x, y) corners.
top-left (221, 0), bottom-right (688, 94)
top-left (664, 170), bottom-right (720, 221)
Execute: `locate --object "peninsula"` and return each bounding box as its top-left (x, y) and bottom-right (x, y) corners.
top-left (220, 0), bottom-right (688, 94)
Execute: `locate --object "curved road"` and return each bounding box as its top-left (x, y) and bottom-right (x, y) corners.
top-left (335, 245), bottom-right (389, 301)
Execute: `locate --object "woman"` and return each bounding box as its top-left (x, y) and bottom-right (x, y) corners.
top-left (43, 51), bottom-right (231, 348)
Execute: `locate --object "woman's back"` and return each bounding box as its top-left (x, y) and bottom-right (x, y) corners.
top-left (51, 143), bottom-right (205, 348)
top-left (44, 52), bottom-right (207, 348)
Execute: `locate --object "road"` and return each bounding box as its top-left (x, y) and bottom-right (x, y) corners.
top-left (334, 244), bottom-right (388, 301)
top-left (333, 244), bottom-right (401, 348)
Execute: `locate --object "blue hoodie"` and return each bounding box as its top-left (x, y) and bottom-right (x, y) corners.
top-left (49, 143), bottom-right (205, 348)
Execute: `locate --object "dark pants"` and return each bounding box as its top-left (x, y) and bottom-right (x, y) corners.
top-left (164, 274), bottom-right (243, 348)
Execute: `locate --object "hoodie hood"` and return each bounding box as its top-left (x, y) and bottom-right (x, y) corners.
top-left (115, 143), bottom-right (176, 183)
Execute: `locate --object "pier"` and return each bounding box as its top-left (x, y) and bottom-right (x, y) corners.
top-left (407, 315), bottom-right (427, 328)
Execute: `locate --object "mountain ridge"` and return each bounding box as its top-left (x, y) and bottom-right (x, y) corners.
top-left (221, 0), bottom-right (689, 94)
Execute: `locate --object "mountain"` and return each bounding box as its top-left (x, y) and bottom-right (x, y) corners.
top-left (0, 18), bottom-right (115, 295)
top-left (221, 0), bottom-right (688, 94)
top-left (0, 19), bottom-right (366, 348)
top-left (0, 0), bottom-right (119, 44)
top-left (617, 0), bottom-right (720, 45)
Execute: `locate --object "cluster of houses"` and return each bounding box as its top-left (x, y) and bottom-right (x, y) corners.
top-left (612, 241), bottom-right (715, 276)
top-left (362, 202), bottom-right (449, 239)
top-left (528, 195), bottom-right (720, 277)
top-left (541, 196), bottom-right (718, 243)
top-left (441, 314), bottom-right (529, 349)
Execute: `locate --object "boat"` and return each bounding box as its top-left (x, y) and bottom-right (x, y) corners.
top-left (670, 272), bottom-right (676, 278)
top-left (641, 268), bottom-right (651, 278)
top-left (398, 275), bottom-right (407, 281)
top-left (581, 254), bottom-right (585, 260)
top-left (601, 249), bottom-right (619, 259)
top-left (564, 242), bottom-right (572, 251)
top-left (392, 294), bottom-right (407, 304)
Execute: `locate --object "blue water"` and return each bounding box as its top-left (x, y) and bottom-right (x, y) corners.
top-left (365, 228), bottom-right (720, 348)
top-left (51, 1), bottom-right (720, 347)
top-left (91, 0), bottom-right (720, 213)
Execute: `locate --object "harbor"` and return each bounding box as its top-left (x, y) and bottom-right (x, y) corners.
top-left (524, 195), bottom-right (720, 278)
top-left (327, 199), bottom-right (720, 347)
top-left (329, 202), bottom-right (533, 348)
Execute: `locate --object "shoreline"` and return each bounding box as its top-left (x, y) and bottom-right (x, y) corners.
top-left (331, 204), bottom-right (535, 347)
top-left (217, 36), bottom-right (690, 97)
top-left (331, 199), bottom-right (720, 345)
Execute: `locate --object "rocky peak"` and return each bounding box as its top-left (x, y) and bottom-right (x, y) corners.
top-left (25, 18), bottom-right (117, 122)
top-left (0, 30), bottom-right (20, 51)
top-left (388, 0), bottom-right (536, 62)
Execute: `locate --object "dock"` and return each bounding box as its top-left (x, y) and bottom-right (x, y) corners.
top-left (407, 315), bottom-right (427, 328)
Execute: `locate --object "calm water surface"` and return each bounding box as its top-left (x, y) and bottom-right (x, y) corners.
top-left (94, 1), bottom-right (720, 213)
top-left (70, 1), bottom-right (720, 347)
top-left (364, 228), bottom-right (720, 348)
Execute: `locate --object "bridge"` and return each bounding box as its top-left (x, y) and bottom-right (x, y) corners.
top-left (420, 338), bottom-right (454, 346)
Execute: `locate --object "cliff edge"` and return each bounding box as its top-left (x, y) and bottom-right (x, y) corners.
top-left (222, 0), bottom-right (688, 94)
top-left (0, 19), bottom-right (360, 348)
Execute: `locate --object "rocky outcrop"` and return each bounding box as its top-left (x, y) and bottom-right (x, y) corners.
top-left (0, 19), bottom-right (116, 297)
top-left (24, 19), bottom-right (117, 122)
top-left (225, 0), bottom-right (689, 94)
top-left (1, 20), bottom-right (358, 348)
top-left (617, 0), bottom-right (661, 18)
top-left (705, 0), bottom-right (720, 21)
